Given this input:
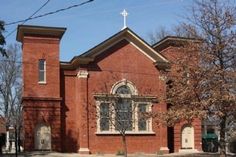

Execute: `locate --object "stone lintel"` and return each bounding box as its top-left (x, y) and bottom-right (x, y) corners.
top-left (77, 70), bottom-right (89, 78)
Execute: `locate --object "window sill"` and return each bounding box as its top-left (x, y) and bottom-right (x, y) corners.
top-left (95, 131), bottom-right (155, 135)
top-left (38, 81), bottom-right (47, 85)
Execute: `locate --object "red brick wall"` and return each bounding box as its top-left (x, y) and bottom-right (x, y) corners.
top-left (173, 120), bottom-right (202, 152)
top-left (22, 34), bottom-right (202, 154)
top-left (85, 40), bottom-right (167, 154)
top-left (59, 40), bottom-right (168, 154)
top-left (23, 100), bottom-right (61, 151)
top-left (22, 35), bottom-right (62, 151)
top-left (22, 36), bottom-right (60, 98)
top-left (157, 45), bottom-right (202, 152)
top-left (60, 70), bottom-right (79, 152)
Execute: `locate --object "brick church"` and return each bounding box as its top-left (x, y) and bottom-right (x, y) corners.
top-left (16, 25), bottom-right (201, 154)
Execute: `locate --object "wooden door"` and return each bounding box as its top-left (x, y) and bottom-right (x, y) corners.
top-left (181, 126), bottom-right (194, 149)
top-left (35, 124), bottom-right (51, 150)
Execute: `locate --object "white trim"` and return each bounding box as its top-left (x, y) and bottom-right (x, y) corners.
top-left (129, 40), bottom-right (155, 62)
top-left (96, 101), bottom-right (153, 133)
top-left (179, 149), bottom-right (198, 153)
top-left (95, 131), bottom-right (155, 135)
top-left (78, 147), bottom-right (90, 153)
top-left (83, 35), bottom-right (168, 64)
top-left (160, 147), bottom-right (169, 151)
top-left (77, 70), bottom-right (89, 78)
top-left (111, 79), bottom-right (137, 95)
top-left (84, 38), bottom-right (123, 58)
top-left (38, 59), bottom-right (46, 84)
top-left (38, 81), bottom-right (47, 84)
top-left (96, 81), bottom-right (153, 134)
top-left (125, 37), bottom-right (167, 62)
top-left (126, 30), bottom-right (169, 62)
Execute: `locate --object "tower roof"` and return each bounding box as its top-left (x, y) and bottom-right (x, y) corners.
top-left (16, 25), bottom-right (66, 42)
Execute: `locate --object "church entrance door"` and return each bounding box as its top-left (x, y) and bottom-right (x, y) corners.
top-left (181, 126), bottom-right (194, 149)
top-left (35, 124), bottom-right (51, 150)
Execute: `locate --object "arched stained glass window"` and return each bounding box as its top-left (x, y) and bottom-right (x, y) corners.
top-left (115, 85), bottom-right (132, 130)
top-left (115, 85), bottom-right (131, 94)
top-left (97, 79), bottom-right (153, 133)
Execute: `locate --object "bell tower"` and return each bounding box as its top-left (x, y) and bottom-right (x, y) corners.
top-left (17, 25), bottom-right (66, 151)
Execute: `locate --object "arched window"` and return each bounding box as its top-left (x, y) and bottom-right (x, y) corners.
top-left (181, 125), bottom-right (194, 149)
top-left (115, 85), bottom-right (131, 94)
top-left (111, 79), bottom-right (137, 95)
top-left (96, 79), bottom-right (154, 134)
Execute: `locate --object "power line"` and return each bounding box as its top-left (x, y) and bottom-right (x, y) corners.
top-left (5, 0), bottom-right (51, 39)
top-left (23, 0), bottom-right (51, 23)
top-left (5, 0), bottom-right (94, 26)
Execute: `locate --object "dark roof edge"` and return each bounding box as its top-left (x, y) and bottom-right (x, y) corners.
top-left (152, 36), bottom-right (202, 49)
top-left (60, 57), bottom-right (94, 70)
top-left (61, 27), bottom-right (169, 70)
top-left (17, 24), bottom-right (67, 42)
top-left (76, 27), bottom-right (130, 59)
top-left (71, 27), bottom-right (168, 63)
top-left (17, 24), bottom-right (67, 30)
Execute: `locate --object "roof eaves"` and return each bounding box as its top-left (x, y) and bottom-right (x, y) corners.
top-left (66, 27), bottom-right (170, 69)
top-left (17, 24), bottom-right (66, 42)
top-left (126, 29), bottom-right (169, 63)
top-left (152, 36), bottom-right (201, 49)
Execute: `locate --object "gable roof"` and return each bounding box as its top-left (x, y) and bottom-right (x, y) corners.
top-left (152, 36), bottom-right (201, 52)
top-left (61, 27), bottom-right (170, 70)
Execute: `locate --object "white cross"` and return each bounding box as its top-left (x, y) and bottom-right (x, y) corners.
top-left (121, 9), bottom-right (128, 30)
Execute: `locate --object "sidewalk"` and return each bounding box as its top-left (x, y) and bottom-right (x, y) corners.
top-left (1, 152), bottom-right (235, 157)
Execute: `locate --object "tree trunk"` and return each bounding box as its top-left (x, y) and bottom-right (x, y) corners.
top-left (219, 116), bottom-right (227, 157)
top-left (122, 134), bottom-right (127, 157)
top-left (18, 127), bottom-right (21, 153)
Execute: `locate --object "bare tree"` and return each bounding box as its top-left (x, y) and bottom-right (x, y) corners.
top-left (186, 1), bottom-right (235, 156)
top-left (148, 24), bottom-right (200, 45)
top-left (93, 76), bottom-right (154, 157)
top-left (95, 96), bottom-right (133, 157)
top-left (0, 43), bottom-right (22, 131)
top-left (172, 23), bottom-right (199, 38)
top-left (152, 0), bottom-right (236, 156)
top-left (95, 96), bottom-right (153, 157)
top-left (0, 20), bottom-right (6, 57)
top-left (148, 26), bottom-right (170, 44)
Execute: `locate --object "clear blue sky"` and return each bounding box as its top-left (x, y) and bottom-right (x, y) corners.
top-left (1, 0), bottom-right (194, 61)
